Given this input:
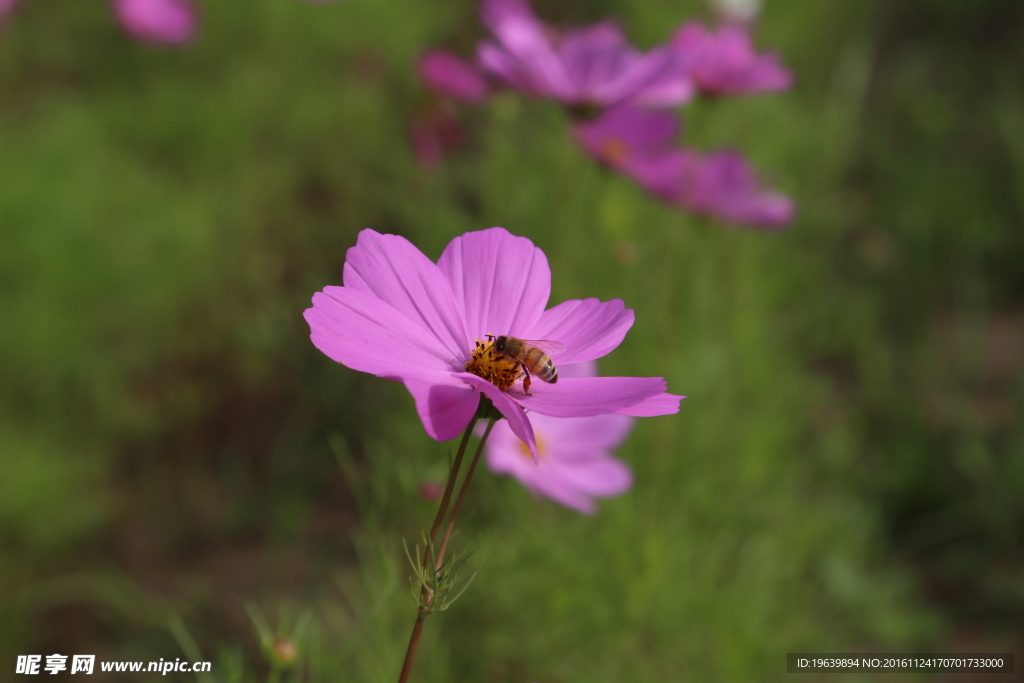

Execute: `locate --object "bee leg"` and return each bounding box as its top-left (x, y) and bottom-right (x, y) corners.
top-left (521, 365), bottom-right (532, 395)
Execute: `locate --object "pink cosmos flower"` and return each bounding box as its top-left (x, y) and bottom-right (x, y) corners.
top-left (304, 227), bottom-right (682, 459)
top-left (477, 0), bottom-right (692, 109)
top-left (672, 22), bottom-right (792, 96)
top-left (419, 50), bottom-right (490, 103)
top-left (574, 107), bottom-right (793, 228)
top-left (573, 105), bottom-right (678, 171)
top-left (632, 148), bottom-right (795, 228)
top-left (486, 360), bottom-right (633, 514)
top-left (112, 0), bottom-right (196, 46)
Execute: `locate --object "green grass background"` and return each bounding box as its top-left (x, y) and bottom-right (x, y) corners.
top-left (1, 0), bottom-right (1022, 680)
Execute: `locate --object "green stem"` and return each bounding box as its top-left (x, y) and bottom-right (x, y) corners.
top-left (398, 403), bottom-right (498, 683)
top-left (435, 418), bottom-right (497, 568)
top-left (426, 416), bottom-right (476, 547)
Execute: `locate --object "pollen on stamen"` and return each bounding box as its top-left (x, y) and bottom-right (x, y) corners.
top-left (599, 138), bottom-right (630, 166)
top-left (517, 435), bottom-right (546, 463)
top-left (464, 337), bottom-right (522, 391)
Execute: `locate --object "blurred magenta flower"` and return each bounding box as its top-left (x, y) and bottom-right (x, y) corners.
top-left (409, 104), bottom-right (464, 168)
top-left (573, 105), bottom-right (678, 170)
top-left (486, 360), bottom-right (633, 514)
top-left (477, 0), bottom-right (692, 108)
top-left (113, 0), bottom-right (196, 46)
top-left (575, 106), bottom-right (793, 228)
top-left (419, 50), bottom-right (490, 103)
top-left (672, 23), bottom-right (792, 96)
top-left (0, 0), bottom-right (18, 16)
top-left (633, 149), bottom-right (795, 228)
top-left (418, 480), bottom-right (445, 501)
top-left (304, 227), bottom-right (682, 459)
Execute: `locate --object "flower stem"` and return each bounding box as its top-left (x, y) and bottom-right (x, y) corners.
top-left (435, 418), bottom-right (497, 567)
top-left (398, 405), bottom-right (497, 683)
top-left (398, 615), bottom-right (426, 683)
top-left (426, 416), bottom-right (477, 547)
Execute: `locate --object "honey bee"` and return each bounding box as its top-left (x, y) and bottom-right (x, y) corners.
top-left (491, 335), bottom-right (565, 395)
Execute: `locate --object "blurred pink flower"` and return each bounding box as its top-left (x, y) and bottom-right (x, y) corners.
top-left (0, 0), bottom-right (19, 16)
top-left (418, 480), bottom-right (445, 501)
top-left (304, 227), bottom-right (682, 459)
top-left (575, 107), bottom-right (793, 228)
top-left (112, 0), bottom-right (196, 46)
top-left (632, 148), bottom-right (795, 228)
top-left (573, 105), bottom-right (678, 170)
top-left (477, 0), bottom-right (692, 108)
top-left (486, 360), bottom-right (634, 514)
top-left (419, 50), bottom-right (490, 103)
top-left (672, 23), bottom-right (792, 96)
top-left (409, 104), bottom-right (464, 168)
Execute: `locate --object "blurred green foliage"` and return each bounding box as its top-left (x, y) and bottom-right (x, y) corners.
top-left (1, 0), bottom-right (1022, 680)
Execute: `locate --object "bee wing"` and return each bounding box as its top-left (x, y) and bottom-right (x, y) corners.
top-left (522, 339), bottom-right (566, 355)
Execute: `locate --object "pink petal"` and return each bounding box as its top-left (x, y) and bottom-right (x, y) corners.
top-left (342, 229), bottom-right (469, 360)
top-left (726, 189), bottom-right (795, 229)
top-left (419, 50), bottom-right (489, 103)
top-left (532, 412), bottom-right (635, 454)
top-left (558, 359), bottom-right (597, 379)
top-left (480, 0), bottom-right (541, 44)
top-left (547, 456), bottom-right (632, 497)
top-left (513, 376), bottom-right (668, 417)
top-left (484, 421), bottom-right (533, 475)
top-left (527, 298), bottom-right (633, 365)
top-left (531, 475), bottom-right (599, 514)
top-left (623, 149), bottom-right (689, 200)
top-left (557, 21), bottom-right (690, 108)
top-left (674, 22), bottom-right (792, 96)
top-left (477, 42), bottom-right (543, 94)
top-left (402, 376), bottom-right (481, 441)
top-left (614, 392), bottom-right (684, 416)
top-left (632, 52), bottom-right (695, 107)
top-left (593, 43), bottom-right (682, 106)
top-left (558, 21), bottom-right (630, 93)
top-left (437, 227), bottom-right (551, 339)
top-left (304, 287), bottom-right (463, 378)
top-left (485, 410), bottom-right (634, 513)
top-left (113, 0), bottom-right (196, 46)
top-left (459, 373), bottom-right (538, 461)
top-left (479, 0), bottom-right (574, 98)
top-left (573, 106), bottom-right (679, 169)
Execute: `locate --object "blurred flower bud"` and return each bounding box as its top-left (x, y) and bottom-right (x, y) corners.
top-left (418, 480), bottom-right (444, 501)
top-left (409, 103), bottom-right (464, 169)
top-left (270, 638), bottom-right (297, 667)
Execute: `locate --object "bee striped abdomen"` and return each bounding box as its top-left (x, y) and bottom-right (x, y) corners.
top-left (534, 355), bottom-right (558, 383)
top-left (491, 335), bottom-right (562, 392)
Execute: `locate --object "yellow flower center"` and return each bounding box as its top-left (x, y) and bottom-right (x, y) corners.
top-left (517, 434), bottom-right (546, 462)
top-left (464, 337), bottom-right (523, 391)
top-left (599, 138), bottom-right (630, 165)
